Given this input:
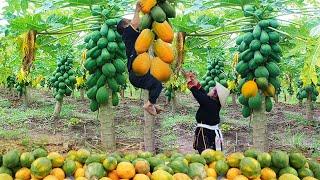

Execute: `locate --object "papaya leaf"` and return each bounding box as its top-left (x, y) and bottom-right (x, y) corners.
top-left (311, 37), bottom-right (320, 67)
top-left (21, 0), bottom-right (29, 13)
top-left (9, 14), bottom-right (48, 33)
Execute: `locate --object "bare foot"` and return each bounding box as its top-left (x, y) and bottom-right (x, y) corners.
top-left (143, 101), bottom-right (157, 116)
top-left (155, 105), bottom-right (163, 114)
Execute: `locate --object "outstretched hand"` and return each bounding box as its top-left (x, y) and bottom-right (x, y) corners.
top-left (184, 71), bottom-right (196, 81)
top-left (135, 1), bottom-right (141, 12)
top-left (131, 1), bottom-right (141, 30)
top-left (184, 71), bottom-right (200, 89)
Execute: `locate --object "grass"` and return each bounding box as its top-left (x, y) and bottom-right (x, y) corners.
top-left (0, 93), bottom-right (77, 140)
top-left (283, 111), bottom-right (312, 126)
top-left (116, 121), bottom-right (143, 139)
top-left (129, 105), bottom-right (143, 116)
top-left (159, 114), bottom-right (195, 151)
top-left (0, 98), bottom-right (11, 107)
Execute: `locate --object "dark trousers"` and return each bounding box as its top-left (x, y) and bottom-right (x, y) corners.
top-left (129, 71), bottom-right (163, 104)
top-left (193, 127), bottom-right (223, 154)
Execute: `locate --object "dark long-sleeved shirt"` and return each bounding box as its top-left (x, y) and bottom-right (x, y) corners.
top-left (190, 87), bottom-right (221, 125)
top-left (122, 25), bottom-right (139, 72)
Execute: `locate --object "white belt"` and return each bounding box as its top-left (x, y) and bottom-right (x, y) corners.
top-left (197, 123), bottom-right (224, 151)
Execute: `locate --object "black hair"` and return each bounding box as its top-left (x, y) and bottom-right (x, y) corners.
top-left (117, 19), bottom-right (129, 35)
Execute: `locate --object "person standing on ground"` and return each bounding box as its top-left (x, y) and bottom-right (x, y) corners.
top-left (184, 71), bottom-right (230, 153)
top-left (116, 2), bottom-right (163, 115)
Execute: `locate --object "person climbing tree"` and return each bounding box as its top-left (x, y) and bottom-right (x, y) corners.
top-left (117, 2), bottom-right (163, 116)
top-left (184, 71), bottom-right (230, 153)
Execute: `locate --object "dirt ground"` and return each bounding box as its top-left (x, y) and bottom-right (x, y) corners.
top-left (0, 87), bottom-right (319, 157)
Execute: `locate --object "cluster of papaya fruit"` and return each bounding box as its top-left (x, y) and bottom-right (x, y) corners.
top-left (164, 75), bottom-right (187, 102)
top-left (164, 85), bottom-right (175, 102)
top-left (287, 83), bottom-right (294, 97)
top-left (6, 76), bottom-right (16, 89)
top-left (296, 81), bottom-right (319, 102)
top-left (200, 55), bottom-right (228, 92)
top-left (50, 55), bottom-right (76, 102)
top-left (1, 147), bottom-right (319, 180)
top-left (236, 4), bottom-right (282, 118)
top-left (132, 0), bottom-right (176, 82)
top-left (83, 7), bottom-right (127, 112)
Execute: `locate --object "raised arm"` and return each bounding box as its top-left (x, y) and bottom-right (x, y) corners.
top-left (184, 71), bottom-right (215, 106)
top-left (130, 2), bottom-right (141, 30)
top-left (190, 87), bottom-right (213, 106)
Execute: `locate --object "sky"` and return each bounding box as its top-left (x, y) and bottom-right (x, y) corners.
top-left (0, 0), bottom-right (8, 26)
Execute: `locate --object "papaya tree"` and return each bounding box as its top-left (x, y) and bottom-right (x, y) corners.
top-left (280, 18), bottom-right (320, 121)
top-left (83, 5), bottom-right (127, 150)
top-left (130, 0), bottom-right (177, 151)
top-left (75, 68), bottom-right (87, 100)
top-left (50, 54), bottom-right (77, 119)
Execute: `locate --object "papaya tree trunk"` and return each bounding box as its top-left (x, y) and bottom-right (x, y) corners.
top-left (72, 90), bottom-right (75, 99)
top-left (143, 90), bottom-right (155, 152)
top-left (274, 94), bottom-right (279, 103)
top-left (10, 88), bottom-right (15, 98)
top-left (171, 91), bottom-right (178, 113)
top-left (23, 86), bottom-right (29, 107)
top-left (53, 100), bottom-right (63, 120)
top-left (284, 93), bottom-right (287, 102)
top-left (306, 92), bottom-right (314, 121)
top-left (120, 89), bottom-right (125, 98)
top-left (80, 89), bottom-right (85, 100)
top-left (232, 94), bottom-right (237, 106)
top-left (99, 93), bottom-right (116, 151)
top-left (140, 89), bottom-right (143, 102)
top-left (130, 86), bottom-right (133, 97)
top-left (299, 99), bottom-right (303, 107)
top-left (252, 96), bottom-right (268, 151)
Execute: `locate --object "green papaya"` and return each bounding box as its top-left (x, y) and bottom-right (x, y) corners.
top-left (101, 48), bottom-right (111, 62)
top-left (248, 59), bottom-right (258, 70)
top-left (266, 62), bottom-right (280, 77)
top-left (151, 6), bottom-right (166, 23)
top-left (253, 51), bottom-right (264, 65)
top-left (100, 24), bottom-right (109, 37)
top-left (87, 86), bottom-right (98, 100)
top-left (236, 35), bottom-right (243, 45)
top-left (107, 29), bottom-right (116, 42)
top-left (268, 32), bottom-right (280, 43)
top-left (269, 19), bottom-right (279, 28)
top-left (260, 30), bottom-right (269, 44)
top-left (107, 78), bottom-right (119, 92)
top-left (242, 106), bottom-right (251, 118)
top-left (256, 77), bottom-right (268, 90)
top-left (260, 44), bottom-right (272, 56)
top-left (253, 25), bottom-right (262, 38)
top-left (105, 19), bottom-right (118, 26)
top-left (255, 66), bottom-right (269, 78)
top-left (243, 32), bottom-right (254, 44)
top-left (249, 40), bottom-right (261, 51)
top-left (91, 31), bottom-right (102, 42)
top-left (107, 42), bottom-right (118, 53)
top-left (258, 20), bottom-right (269, 28)
top-left (239, 41), bottom-right (248, 52)
top-left (96, 75), bottom-right (107, 88)
top-left (265, 97), bottom-right (273, 112)
top-left (96, 86), bottom-right (109, 105)
top-left (158, 1), bottom-right (176, 18)
top-left (102, 63), bottom-right (116, 77)
top-left (97, 37), bottom-right (108, 49)
top-left (90, 100), bottom-right (99, 112)
top-left (140, 14), bottom-right (153, 30)
top-left (248, 93), bottom-right (262, 110)
top-left (112, 92), bottom-right (119, 106)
